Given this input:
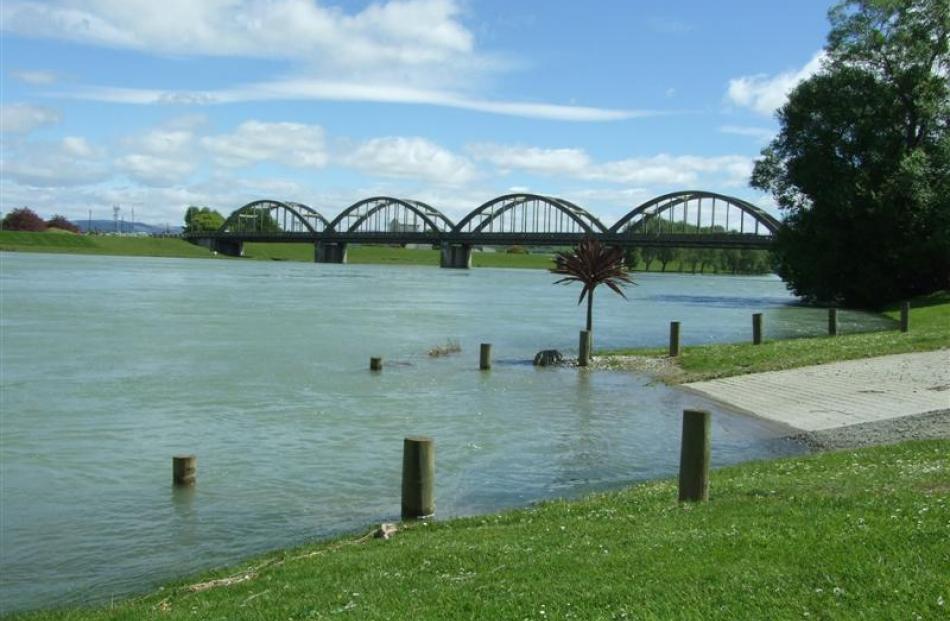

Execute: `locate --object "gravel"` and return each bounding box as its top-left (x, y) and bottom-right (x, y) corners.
top-left (791, 409), bottom-right (950, 451)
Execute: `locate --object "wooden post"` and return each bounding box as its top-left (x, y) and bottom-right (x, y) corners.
top-left (172, 455), bottom-right (196, 487)
top-left (828, 308), bottom-right (838, 336)
top-left (669, 321), bottom-right (681, 357)
top-left (578, 330), bottom-right (591, 367)
top-left (752, 313), bottom-right (764, 345)
top-left (479, 343), bottom-right (492, 370)
top-left (900, 301), bottom-right (910, 333)
top-left (401, 436), bottom-right (434, 520)
top-left (678, 410), bottom-right (710, 502)
top-left (370, 357), bottom-right (382, 371)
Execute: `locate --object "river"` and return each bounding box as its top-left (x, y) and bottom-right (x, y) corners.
top-left (0, 252), bottom-right (894, 612)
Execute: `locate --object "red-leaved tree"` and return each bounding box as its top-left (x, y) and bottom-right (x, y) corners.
top-left (46, 215), bottom-right (81, 233)
top-left (2, 207), bottom-right (47, 232)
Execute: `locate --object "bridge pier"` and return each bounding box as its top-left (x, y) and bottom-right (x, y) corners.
top-left (315, 242), bottom-right (348, 264)
top-left (439, 243), bottom-right (472, 269)
top-left (213, 239), bottom-right (244, 257)
top-left (191, 237), bottom-right (244, 257)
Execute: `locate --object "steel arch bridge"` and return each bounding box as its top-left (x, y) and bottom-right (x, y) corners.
top-left (186, 190), bottom-right (779, 267)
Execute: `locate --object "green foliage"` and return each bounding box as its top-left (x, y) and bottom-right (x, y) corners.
top-left (183, 206), bottom-right (225, 233)
top-left (0, 231), bottom-right (216, 258)
top-left (552, 237), bottom-right (633, 332)
top-left (752, 0), bottom-right (950, 307)
top-left (44, 215), bottom-right (80, 233)
top-left (2, 207), bottom-right (47, 232)
top-left (607, 291), bottom-right (949, 383)
top-left (16, 441), bottom-right (949, 620)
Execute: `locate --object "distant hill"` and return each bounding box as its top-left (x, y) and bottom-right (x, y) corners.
top-left (74, 220), bottom-right (183, 234)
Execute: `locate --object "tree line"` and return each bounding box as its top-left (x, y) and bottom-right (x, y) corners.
top-left (1, 207), bottom-right (81, 233)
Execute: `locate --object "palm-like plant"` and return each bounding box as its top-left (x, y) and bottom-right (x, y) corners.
top-left (551, 237), bottom-right (634, 333)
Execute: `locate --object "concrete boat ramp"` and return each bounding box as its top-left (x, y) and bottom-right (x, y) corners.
top-left (683, 350), bottom-right (950, 433)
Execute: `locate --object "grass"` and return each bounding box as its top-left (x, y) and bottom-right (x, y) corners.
top-left (0, 232), bottom-right (768, 273)
top-left (0, 232), bottom-right (218, 259)
top-left (602, 291), bottom-right (950, 383)
top-left (11, 440), bottom-right (948, 620)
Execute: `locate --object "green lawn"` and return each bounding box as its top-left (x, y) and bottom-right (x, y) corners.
top-left (0, 232), bottom-right (218, 259)
top-left (603, 291), bottom-right (950, 383)
top-left (1, 231), bottom-right (770, 273)
top-left (13, 440), bottom-right (948, 620)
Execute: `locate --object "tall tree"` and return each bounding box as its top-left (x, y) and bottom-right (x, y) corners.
top-left (551, 237), bottom-right (634, 334)
top-left (2, 207), bottom-right (46, 231)
top-left (752, 0), bottom-right (949, 307)
top-left (184, 206), bottom-right (225, 233)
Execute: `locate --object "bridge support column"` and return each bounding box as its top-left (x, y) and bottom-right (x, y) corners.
top-left (315, 242), bottom-right (348, 264)
top-left (213, 239), bottom-right (244, 257)
top-left (439, 243), bottom-right (472, 269)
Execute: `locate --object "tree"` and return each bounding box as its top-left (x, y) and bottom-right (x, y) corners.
top-left (184, 206), bottom-right (225, 233)
top-left (752, 0), bottom-right (949, 307)
top-left (657, 246), bottom-right (678, 272)
top-left (551, 237), bottom-right (634, 334)
top-left (2, 207), bottom-right (46, 231)
top-left (641, 246), bottom-right (658, 271)
top-left (46, 215), bottom-right (81, 233)
top-left (624, 246), bottom-right (641, 270)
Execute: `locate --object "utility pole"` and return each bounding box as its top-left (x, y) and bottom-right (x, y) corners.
top-left (113, 205), bottom-right (120, 233)
top-left (88, 209), bottom-right (92, 233)
top-left (131, 206), bottom-right (135, 233)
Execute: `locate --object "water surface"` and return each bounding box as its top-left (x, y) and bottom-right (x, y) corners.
top-left (0, 252), bottom-right (893, 612)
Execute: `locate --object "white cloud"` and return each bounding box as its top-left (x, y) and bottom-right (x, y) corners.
top-left (345, 137), bottom-right (477, 185)
top-left (202, 121), bottom-right (328, 169)
top-left (470, 144), bottom-right (754, 187)
top-left (67, 79), bottom-right (650, 122)
top-left (9, 69), bottom-right (58, 85)
top-left (726, 52), bottom-right (825, 116)
top-left (1, 0), bottom-right (478, 88)
top-left (115, 123), bottom-right (200, 186)
top-left (1, 136), bottom-right (108, 186)
top-left (719, 125), bottom-right (775, 142)
top-left (468, 144), bottom-right (591, 175)
top-left (0, 103), bottom-right (61, 133)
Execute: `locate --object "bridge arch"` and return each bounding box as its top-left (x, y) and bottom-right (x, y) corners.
top-left (609, 191), bottom-right (780, 236)
top-left (220, 199), bottom-right (332, 234)
top-left (452, 194), bottom-right (608, 235)
top-left (328, 197), bottom-right (454, 234)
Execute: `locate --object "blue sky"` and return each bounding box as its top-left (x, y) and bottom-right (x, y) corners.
top-left (1, 0), bottom-right (833, 227)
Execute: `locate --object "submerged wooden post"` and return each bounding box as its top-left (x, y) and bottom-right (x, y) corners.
top-left (479, 343), bottom-right (492, 370)
top-left (752, 313), bottom-right (764, 345)
top-left (678, 410), bottom-right (710, 502)
top-left (370, 357), bottom-right (382, 372)
top-left (578, 330), bottom-right (591, 367)
top-left (900, 301), bottom-right (910, 333)
top-left (669, 321), bottom-right (681, 357)
top-left (828, 308), bottom-right (838, 336)
top-left (172, 455), bottom-right (196, 487)
top-left (401, 436), bottom-right (434, 520)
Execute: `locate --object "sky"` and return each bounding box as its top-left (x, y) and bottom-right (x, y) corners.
top-left (0, 0), bottom-right (834, 228)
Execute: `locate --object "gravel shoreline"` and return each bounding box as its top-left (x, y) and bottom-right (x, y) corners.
top-left (790, 409), bottom-right (950, 451)
top-left (587, 353), bottom-right (949, 451)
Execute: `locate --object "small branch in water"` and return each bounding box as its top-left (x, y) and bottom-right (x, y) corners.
top-left (428, 339), bottom-right (461, 357)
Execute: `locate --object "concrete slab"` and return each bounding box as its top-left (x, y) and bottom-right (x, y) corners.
top-left (682, 350), bottom-right (950, 432)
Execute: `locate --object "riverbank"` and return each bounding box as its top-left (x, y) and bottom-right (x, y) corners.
top-left (0, 231), bottom-right (772, 273)
top-left (599, 291), bottom-right (949, 383)
top-left (12, 439), bottom-right (946, 620)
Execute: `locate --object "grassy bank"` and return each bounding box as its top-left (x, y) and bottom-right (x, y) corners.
top-left (0, 232), bottom-right (555, 268)
top-left (0, 231), bottom-right (215, 259)
top-left (0, 231), bottom-right (772, 273)
top-left (12, 440), bottom-right (947, 620)
top-left (603, 291), bottom-right (950, 383)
